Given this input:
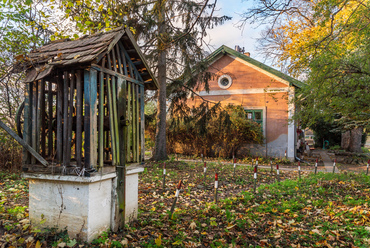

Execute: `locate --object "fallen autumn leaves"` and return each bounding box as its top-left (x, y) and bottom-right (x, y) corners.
top-left (1, 161), bottom-right (370, 247)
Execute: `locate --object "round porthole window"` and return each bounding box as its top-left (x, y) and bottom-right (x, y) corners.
top-left (218, 74), bottom-right (232, 89)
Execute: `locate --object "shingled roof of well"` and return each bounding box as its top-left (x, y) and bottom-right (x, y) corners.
top-left (13, 26), bottom-right (158, 90)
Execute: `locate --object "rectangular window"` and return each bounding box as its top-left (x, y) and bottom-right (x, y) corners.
top-left (245, 109), bottom-right (263, 132)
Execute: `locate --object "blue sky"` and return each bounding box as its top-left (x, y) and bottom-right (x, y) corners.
top-left (205, 0), bottom-right (267, 62)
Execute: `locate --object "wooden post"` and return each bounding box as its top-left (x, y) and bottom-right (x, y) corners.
top-left (47, 81), bottom-right (53, 157)
top-left (31, 80), bottom-right (38, 164)
top-left (233, 156), bottom-right (236, 178)
top-left (107, 75), bottom-right (116, 165)
top-left (63, 72), bottom-right (69, 167)
top-left (75, 70), bottom-right (83, 167)
top-left (314, 158), bottom-right (318, 174)
top-left (23, 82), bottom-right (32, 164)
top-left (135, 85), bottom-right (140, 162)
top-left (98, 71), bottom-right (105, 169)
top-left (116, 77), bottom-right (127, 227)
top-left (112, 76), bottom-right (120, 164)
top-left (67, 72), bottom-right (75, 165)
top-left (276, 164), bottom-right (280, 183)
top-left (140, 85), bottom-right (145, 162)
top-left (298, 161), bottom-right (301, 179)
top-left (126, 83), bottom-right (132, 162)
top-left (84, 69), bottom-right (98, 169)
top-left (56, 73), bottom-right (63, 163)
top-left (270, 158), bottom-right (273, 173)
top-left (40, 79), bottom-right (46, 157)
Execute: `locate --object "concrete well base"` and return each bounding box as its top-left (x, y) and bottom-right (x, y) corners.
top-left (24, 164), bottom-right (143, 242)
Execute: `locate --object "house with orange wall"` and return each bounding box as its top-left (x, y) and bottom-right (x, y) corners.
top-left (191, 45), bottom-right (303, 160)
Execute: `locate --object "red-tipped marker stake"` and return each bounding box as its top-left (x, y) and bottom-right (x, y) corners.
top-left (214, 173), bottom-right (219, 203)
top-left (201, 153), bottom-right (204, 162)
top-left (170, 180), bottom-right (182, 217)
top-left (315, 158), bottom-right (318, 174)
top-left (333, 159), bottom-right (336, 174)
top-left (233, 156), bottom-right (236, 178)
top-left (256, 157), bottom-right (259, 166)
top-left (367, 159), bottom-right (369, 175)
top-left (276, 164), bottom-right (280, 183)
top-left (298, 161), bottom-right (301, 179)
top-left (163, 162), bottom-right (166, 192)
top-left (253, 166), bottom-right (257, 193)
top-left (284, 150), bottom-right (287, 158)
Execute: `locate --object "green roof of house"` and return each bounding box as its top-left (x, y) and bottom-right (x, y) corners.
top-left (206, 45), bottom-right (303, 88)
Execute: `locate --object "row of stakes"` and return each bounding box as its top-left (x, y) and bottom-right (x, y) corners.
top-left (167, 156), bottom-right (370, 217)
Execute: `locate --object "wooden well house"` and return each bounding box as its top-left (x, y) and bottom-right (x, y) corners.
top-left (15, 26), bottom-right (157, 172)
top-left (13, 26), bottom-right (158, 241)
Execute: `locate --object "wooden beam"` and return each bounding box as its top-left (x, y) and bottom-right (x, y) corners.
top-left (84, 69), bottom-right (98, 168)
top-left (91, 64), bottom-right (143, 86)
top-left (0, 119), bottom-right (48, 167)
top-left (107, 75), bottom-right (116, 165)
top-left (112, 76), bottom-right (120, 165)
top-left (99, 71), bottom-right (104, 169)
top-left (66, 71), bottom-right (75, 165)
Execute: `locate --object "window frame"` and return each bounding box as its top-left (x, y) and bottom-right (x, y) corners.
top-left (244, 107), bottom-right (267, 138)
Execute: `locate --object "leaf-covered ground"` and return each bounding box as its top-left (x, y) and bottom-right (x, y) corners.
top-left (1, 161), bottom-right (370, 247)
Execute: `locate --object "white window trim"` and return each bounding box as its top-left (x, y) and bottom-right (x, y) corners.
top-left (217, 74), bottom-right (233, 89)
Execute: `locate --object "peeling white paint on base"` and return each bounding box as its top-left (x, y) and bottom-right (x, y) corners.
top-left (24, 166), bottom-right (144, 243)
top-left (241, 134), bottom-right (290, 158)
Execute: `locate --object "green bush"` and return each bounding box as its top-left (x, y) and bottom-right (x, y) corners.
top-left (165, 104), bottom-right (264, 158)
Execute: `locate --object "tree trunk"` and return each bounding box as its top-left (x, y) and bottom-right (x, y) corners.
top-left (341, 127), bottom-right (363, 153)
top-left (152, 0), bottom-right (168, 161)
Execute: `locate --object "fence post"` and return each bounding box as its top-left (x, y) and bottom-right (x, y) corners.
top-left (315, 158), bottom-right (318, 174)
top-left (270, 158), bottom-right (273, 173)
top-left (298, 161), bottom-right (301, 179)
top-left (276, 164), bottom-right (280, 183)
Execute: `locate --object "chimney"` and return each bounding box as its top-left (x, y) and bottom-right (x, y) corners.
top-left (244, 52), bottom-right (250, 57)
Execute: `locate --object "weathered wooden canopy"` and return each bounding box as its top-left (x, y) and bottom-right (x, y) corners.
top-left (16, 26), bottom-right (158, 175)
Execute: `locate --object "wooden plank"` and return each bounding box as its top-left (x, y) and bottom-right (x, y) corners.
top-left (112, 76), bottom-right (120, 165)
top-left (56, 73), bottom-right (63, 162)
top-left (107, 75), bottom-right (116, 165)
top-left (31, 80), bottom-right (38, 164)
top-left (112, 50), bottom-right (118, 72)
top-left (131, 83), bottom-right (136, 161)
top-left (63, 71), bottom-right (69, 166)
top-left (40, 79), bottom-right (46, 157)
top-left (126, 83), bottom-right (132, 162)
top-left (115, 44), bottom-right (123, 74)
top-left (84, 69), bottom-right (98, 169)
top-left (118, 41), bottom-right (144, 82)
top-left (98, 71), bottom-right (105, 169)
top-left (0, 119), bottom-right (48, 167)
top-left (66, 71), bottom-right (75, 165)
top-left (23, 82), bottom-right (32, 164)
top-left (118, 42), bottom-right (128, 76)
top-left (140, 85), bottom-right (145, 162)
top-left (91, 64), bottom-right (143, 85)
top-left (75, 70), bottom-right (83, 167)
top-left (135, 84), bottom-right (140, 162)
top-left (47, 81), bottom-right (53, 157)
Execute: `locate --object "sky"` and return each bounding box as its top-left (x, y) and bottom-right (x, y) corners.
top-left (205, 0), bottom-right (267, 62)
